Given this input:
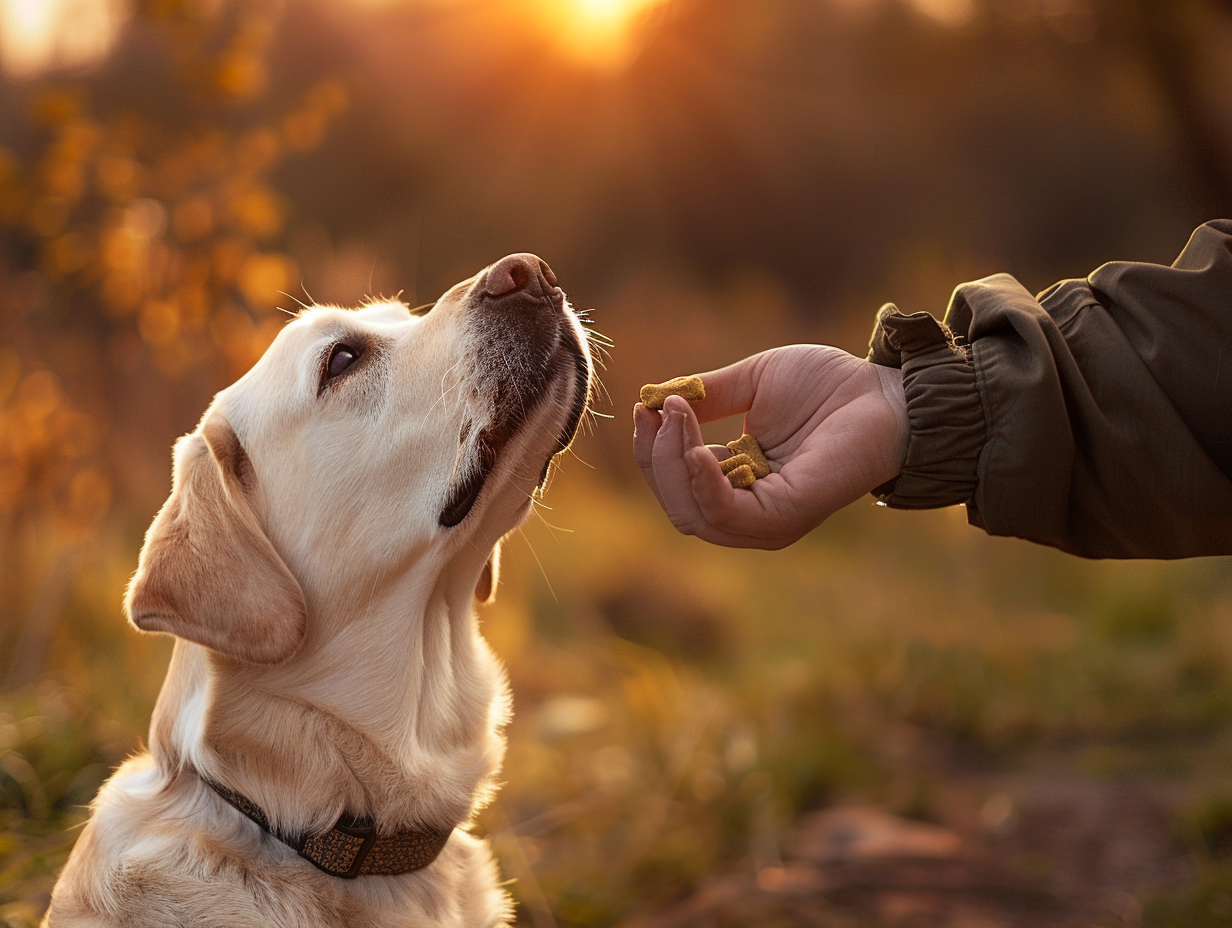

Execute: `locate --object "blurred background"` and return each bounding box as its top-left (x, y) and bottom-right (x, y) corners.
top-left (1, 0), bottom-right (1231, 925)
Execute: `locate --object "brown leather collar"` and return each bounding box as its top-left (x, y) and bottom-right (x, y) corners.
top-left (204, 776), bottom-right (453, 879)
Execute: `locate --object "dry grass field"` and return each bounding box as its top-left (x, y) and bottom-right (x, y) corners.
top-left (2, 0), bottom-right (1232, 924)
top-left (4, 463), bottom-right (1232, 926)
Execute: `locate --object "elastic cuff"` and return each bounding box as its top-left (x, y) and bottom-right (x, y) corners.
top-left (866, 304), bottom-right (986, 509)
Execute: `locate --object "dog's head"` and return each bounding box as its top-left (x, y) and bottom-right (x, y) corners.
top-left (125, 254), bottom-right (593, 664)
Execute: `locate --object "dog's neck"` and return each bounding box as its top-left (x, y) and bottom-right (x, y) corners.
top-left (149, 564), bottom-right (508, 839)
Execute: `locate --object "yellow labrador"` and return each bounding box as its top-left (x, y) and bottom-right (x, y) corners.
top-left (44, 255), bottom-right (593, 928)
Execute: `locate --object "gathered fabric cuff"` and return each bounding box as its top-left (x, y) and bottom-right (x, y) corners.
top-left (865, 304), bottom-right (986, 509)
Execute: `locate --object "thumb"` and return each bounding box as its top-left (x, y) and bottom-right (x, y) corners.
top-left (686, 350), bottom-right (773, 423)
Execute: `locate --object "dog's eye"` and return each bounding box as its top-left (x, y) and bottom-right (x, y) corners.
top-left (326, 344), bottom-right (360, 380)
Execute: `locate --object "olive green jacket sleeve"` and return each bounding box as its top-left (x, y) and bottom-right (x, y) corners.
top-left (868, 219), bottom-right (1232, 559)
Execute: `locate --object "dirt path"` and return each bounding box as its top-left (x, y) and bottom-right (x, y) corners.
top-left (617, 774), bottom-right (1197, 928)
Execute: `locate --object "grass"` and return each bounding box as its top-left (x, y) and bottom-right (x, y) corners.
top-left (2, 466), bottom-right (1232, 925)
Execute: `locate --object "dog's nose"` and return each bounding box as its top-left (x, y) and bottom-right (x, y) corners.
top-left (483, 254), bottom-right (558, 297)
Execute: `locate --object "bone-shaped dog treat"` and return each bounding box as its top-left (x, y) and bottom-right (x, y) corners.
top-left (719, 453), bottom-right (753, 475)
top-left (718, 453), bottom-right (756, 488)
top-left (639, 375), bottom-right (705, 409)
top-left (725, 434), bottom-right (770, 479)
top-left (724, 463), bottom-right (756, 489)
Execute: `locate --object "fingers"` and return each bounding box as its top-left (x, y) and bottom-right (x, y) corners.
top-left (686, 441), bottom-right (806, 546)
top-left (669, 396), bottom-right (772, 534)
top-left (684, 351), bottom-right (772, 423)
top-left (636, 347), bottom-right (774, 426)
top-left (686, 445), bottom-right (752, 525)
top-left (651, 397), bottom-right (705, 532)
top-left (632, 403), bottom-right (664, 506)
top-left (632, 349), bottom-right (896, 551)
top-left (650, 397), bottom-right (800, 548)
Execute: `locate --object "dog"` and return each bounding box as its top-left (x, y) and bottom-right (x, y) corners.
top-left (43, 254), bottom-right (594, 927)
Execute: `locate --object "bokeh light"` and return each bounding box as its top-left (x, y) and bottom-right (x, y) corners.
top-left (0, 0), bottom-right (1230, 925)
top-left (0, 0), bottom-right (126, 77)
top-left (525, 0), bottom-right (677, 70)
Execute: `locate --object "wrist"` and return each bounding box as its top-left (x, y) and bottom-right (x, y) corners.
top-left (865, 305), bottom-right (986, 509)
top-left (874, 362), bottom-right (909, 476)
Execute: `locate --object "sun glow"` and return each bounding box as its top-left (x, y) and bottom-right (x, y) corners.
top-left (0, 0), bottom-right (126, 77)
top-left (330, 0), bottom-right (676, 72)
top-left (542, 0), bottom-right (673, 71)
top-left (576, 0), bottom-right (636, 23)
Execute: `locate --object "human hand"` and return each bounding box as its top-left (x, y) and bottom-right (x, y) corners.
top-left (632, 345), bottom-right (909, 549)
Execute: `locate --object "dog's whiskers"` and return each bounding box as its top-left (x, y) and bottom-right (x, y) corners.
top-left (428, 357), bottom-right (467, 416)
top-left (563, 446), bottom-right (596, 469)
top-left (279, 289), bottom-right (312, 311)
top-left (528, 504), bottom-right (574, 537)
top-left (584, 333), bottom-right (613, 350)
top-left (514, 525), bottom-right (557, 603)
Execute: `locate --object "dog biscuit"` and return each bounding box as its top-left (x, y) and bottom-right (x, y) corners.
top-left (719, 453), bottom-right (755, 489)
top-left (719, 453), bottom-right (754, 475)
top-left (725, 434), bottom-right (770, 479)
top-left (639, 376), bottom-right (705, 409)
top-left (725, 464), bottom-right (756, 489)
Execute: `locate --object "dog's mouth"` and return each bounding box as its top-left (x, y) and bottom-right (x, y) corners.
top-left (439, 263), bottom-right (592, 529)
top-left (439, 437), bottom-right (496, 529)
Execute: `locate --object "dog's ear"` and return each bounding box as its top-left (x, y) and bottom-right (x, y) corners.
top-left (125, 411), bottom-right (307, 664)
top-left (475, 542), bottom-right (500, 604)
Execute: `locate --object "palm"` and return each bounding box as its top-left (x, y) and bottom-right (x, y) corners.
top-left (633, 345), bottom-right (908, 549)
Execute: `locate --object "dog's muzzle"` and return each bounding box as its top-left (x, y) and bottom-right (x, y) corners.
top-left (439, 254), bottom-right (592, 528)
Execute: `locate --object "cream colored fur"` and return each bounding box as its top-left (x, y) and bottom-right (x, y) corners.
top-left (43, 258), bottom-right (591, 927)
